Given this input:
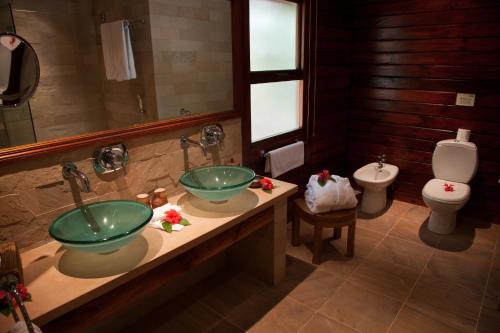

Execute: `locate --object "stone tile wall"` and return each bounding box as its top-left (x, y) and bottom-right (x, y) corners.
top-left (0, 118), bottom-right (241, 252)
top-left (11, 0), bottom-right (108, 141)
top-left (149, 0), bottom-right (233, 119)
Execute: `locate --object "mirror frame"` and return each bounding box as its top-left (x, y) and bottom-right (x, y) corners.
top-left (0, 1), bottom-right (240, 165)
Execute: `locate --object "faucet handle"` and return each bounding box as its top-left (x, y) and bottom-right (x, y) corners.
top-left (93, 144), bottom-right (128, 174)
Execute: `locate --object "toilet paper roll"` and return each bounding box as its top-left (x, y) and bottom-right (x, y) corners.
top-left (456, 128), bottom-right (471, 142)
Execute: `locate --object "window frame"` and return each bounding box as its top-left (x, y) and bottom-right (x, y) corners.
top-left (233, 0), bottom-right (313, 169)
top-left (248, 0), bottom-right (307, 144)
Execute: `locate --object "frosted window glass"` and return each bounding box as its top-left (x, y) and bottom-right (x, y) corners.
top-left (251, 80), bottom-right (302, 142)
top-left (250, 0), bottom-right (298, 71)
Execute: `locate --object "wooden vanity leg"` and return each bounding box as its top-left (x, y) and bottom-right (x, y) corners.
top-left (312, 223), bottom-right (323, 265)
top-left (292, 212), bottom-right (301, 246)
top-left (271, 199), bottom-right (287, 284)
top-left (333, 227), bottom-right (342, 240)
top-left (346, 223), bottom-right (355, 258)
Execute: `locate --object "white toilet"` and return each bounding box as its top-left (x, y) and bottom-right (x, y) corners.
top-left (422, 139), bottom-right (478, 234)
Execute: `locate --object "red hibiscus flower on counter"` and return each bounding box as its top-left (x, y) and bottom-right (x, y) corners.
top-left (164, 209), bottom-right (182, 224)
top-left (260, 178), bottom-right (274, 193)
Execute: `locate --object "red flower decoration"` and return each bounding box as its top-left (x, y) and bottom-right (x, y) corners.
top-left (444, 183), bottom-right (455, 192)
top-left (318, 170), bottom-right (330, 182)
top-left (0, 284), bottom-right (31, 315)
top-left (260, 178), bottom-right (274, 192)
top-left (164, 209), bottom-right (182, 224)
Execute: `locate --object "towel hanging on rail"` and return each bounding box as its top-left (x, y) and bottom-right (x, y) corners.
top-left (264, 141), bottom-right (304, 178)
top-left (100, 20), bottom-right (136, 81)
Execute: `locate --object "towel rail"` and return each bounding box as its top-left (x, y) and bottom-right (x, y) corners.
top-left (100, 13), bottom-right (145, 27)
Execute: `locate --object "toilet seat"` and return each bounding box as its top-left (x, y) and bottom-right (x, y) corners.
top-left (422, 178), bottom-right (470, 204)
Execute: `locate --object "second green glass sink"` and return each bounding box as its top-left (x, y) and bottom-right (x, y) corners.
top-left (180, 165), bottom-right (256, 202)
top-left (49, 200), bottom-right (153, 253)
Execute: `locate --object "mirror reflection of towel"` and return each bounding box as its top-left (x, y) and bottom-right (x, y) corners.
top-left (0, 42), bottom-right (26, 105)
top-left (100, 20), bottom-right (136, 81)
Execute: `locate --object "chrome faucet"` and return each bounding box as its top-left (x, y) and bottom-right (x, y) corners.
top-left (180, 135), bottom-right (208, 156)
top-left (377, 154), bottom-right (386, 170)
top-left (62, 162), bottom-right (91, 193)
top-left (180, 124), bottom-right (225, 157)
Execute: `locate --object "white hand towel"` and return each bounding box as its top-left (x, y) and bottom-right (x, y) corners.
top-left (100, 20), bottom-right (136, 81)
top-left (304, 174), bottom-right (357, 213)
top-left (10, 321), bottom-right (42, 333)
top-left (264, 141), bottom-right (304, 178)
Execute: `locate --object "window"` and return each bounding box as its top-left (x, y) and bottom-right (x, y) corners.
top-left (249, 0), bottom-right (303, 142)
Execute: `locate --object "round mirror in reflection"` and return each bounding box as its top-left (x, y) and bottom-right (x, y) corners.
top-left (0, 33), bottom-right (39, 108)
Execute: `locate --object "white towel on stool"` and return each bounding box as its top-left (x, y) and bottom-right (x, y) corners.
top-left (10, 321), bottom-right (42, 333)
top-left (264, 141), bottom-right (304, 178)
top-left (305, 174), bottom-right (357, 213)
top-left (100, 20), bottom-right (136, 81)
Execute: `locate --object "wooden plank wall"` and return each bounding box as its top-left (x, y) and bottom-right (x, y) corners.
top-left (309, 0), bottom-right (352, 175)
top-left (349, 0), bottom-right (500, 222)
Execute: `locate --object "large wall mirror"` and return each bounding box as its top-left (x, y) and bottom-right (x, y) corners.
top-left (0, 0), bottom-right (234, 156)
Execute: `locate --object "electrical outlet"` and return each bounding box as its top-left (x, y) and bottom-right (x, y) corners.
top-left (456, 93), bottom-right (476, 107)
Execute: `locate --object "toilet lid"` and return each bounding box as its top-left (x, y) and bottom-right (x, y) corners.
top-left (422, 179), bottom-right (470, 203)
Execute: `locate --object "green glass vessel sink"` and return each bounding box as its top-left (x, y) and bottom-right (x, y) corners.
top-left (49, 200), bottom-right (153, 253)
top-left (180, 165), bottom-right (256, 202)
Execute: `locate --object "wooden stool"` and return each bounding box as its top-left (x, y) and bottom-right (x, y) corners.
top-left (291, 197), bottom-right (357, 265)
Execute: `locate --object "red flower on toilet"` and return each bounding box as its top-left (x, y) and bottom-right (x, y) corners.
top-left (444, 183), bottom-right (455, 192)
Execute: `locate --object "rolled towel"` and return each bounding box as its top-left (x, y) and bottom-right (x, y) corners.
top-left (10, 321), bottom-right (42, 333)
top-left (305, 174), bottom-right (357, 213)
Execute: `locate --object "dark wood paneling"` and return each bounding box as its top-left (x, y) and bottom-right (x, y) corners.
top-left (350, 0), bottom-right (500, 222)
top-left (309, 0), bottom-right (352, 176)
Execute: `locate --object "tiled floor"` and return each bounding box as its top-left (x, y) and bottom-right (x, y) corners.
top-left (123, 200), bottom-right (500, 333)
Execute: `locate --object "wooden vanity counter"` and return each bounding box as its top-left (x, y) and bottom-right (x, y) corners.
top-left (0, 180), bottom-right (297, 332)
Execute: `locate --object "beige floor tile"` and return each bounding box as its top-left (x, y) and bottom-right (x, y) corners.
top-left (224, 289), bottom-right (286, 330)
top-left (349, 256), bottom-right (420, 302)
top-left (271, 256), bottom-right (316, 296)
top-left (331, 227), bottom-right (386, 259)
top-left (407, 276), bottom-right (482, 332)
top-left (197, 272), bottom-right (267, 317)
top-left (357, 213), bottom-right (400, 235)
top-left (436, 218), bottom-right (497, 256)
top-left (486, 266), bottom-right (500, 297)
top-left (477, 295), bottom-right (500, 333)
top-left (369, 236), bottom-right (433, 271)
top-left (389, 218), bottom-right (441, 247)
top-left (385, 200), bottom-right (413, 217)
top-left (402, 205), bottom-right (431, 224)
top-left (300, 313), bottom-right (359, 333)
top-left (123, 294), bottom-right (222, 333)
top-left (319, 281), bottom-right (403, 333)
top-left (208, 320), bottom-right (244, 333)
top-left (287, 269), bottom-right (344, 309)
top-left (241, 294), bottom-right (314, 333)
top-left (389, 305), bottom-right (466, 333)
top-left (423, 250), bottom-right (491, 291)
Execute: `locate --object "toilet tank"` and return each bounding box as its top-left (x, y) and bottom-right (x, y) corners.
top-left (432, 139), bottom-right (478, 183)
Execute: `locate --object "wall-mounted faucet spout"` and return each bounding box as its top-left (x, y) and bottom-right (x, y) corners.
top-left (62, 162), bottom-right (91, 193)
top-left (180, 136), bottom-right (208, 156)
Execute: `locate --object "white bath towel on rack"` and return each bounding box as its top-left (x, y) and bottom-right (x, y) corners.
top-left (264, 141), bottom-right (304, 178)
top-left (100, 20), bottom-right (136, 81)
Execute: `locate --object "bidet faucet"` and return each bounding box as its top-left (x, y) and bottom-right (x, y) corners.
top-left (62, 162), bottom-right (91, 193)
top-left (377, 154), bottom-right (386, 170)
